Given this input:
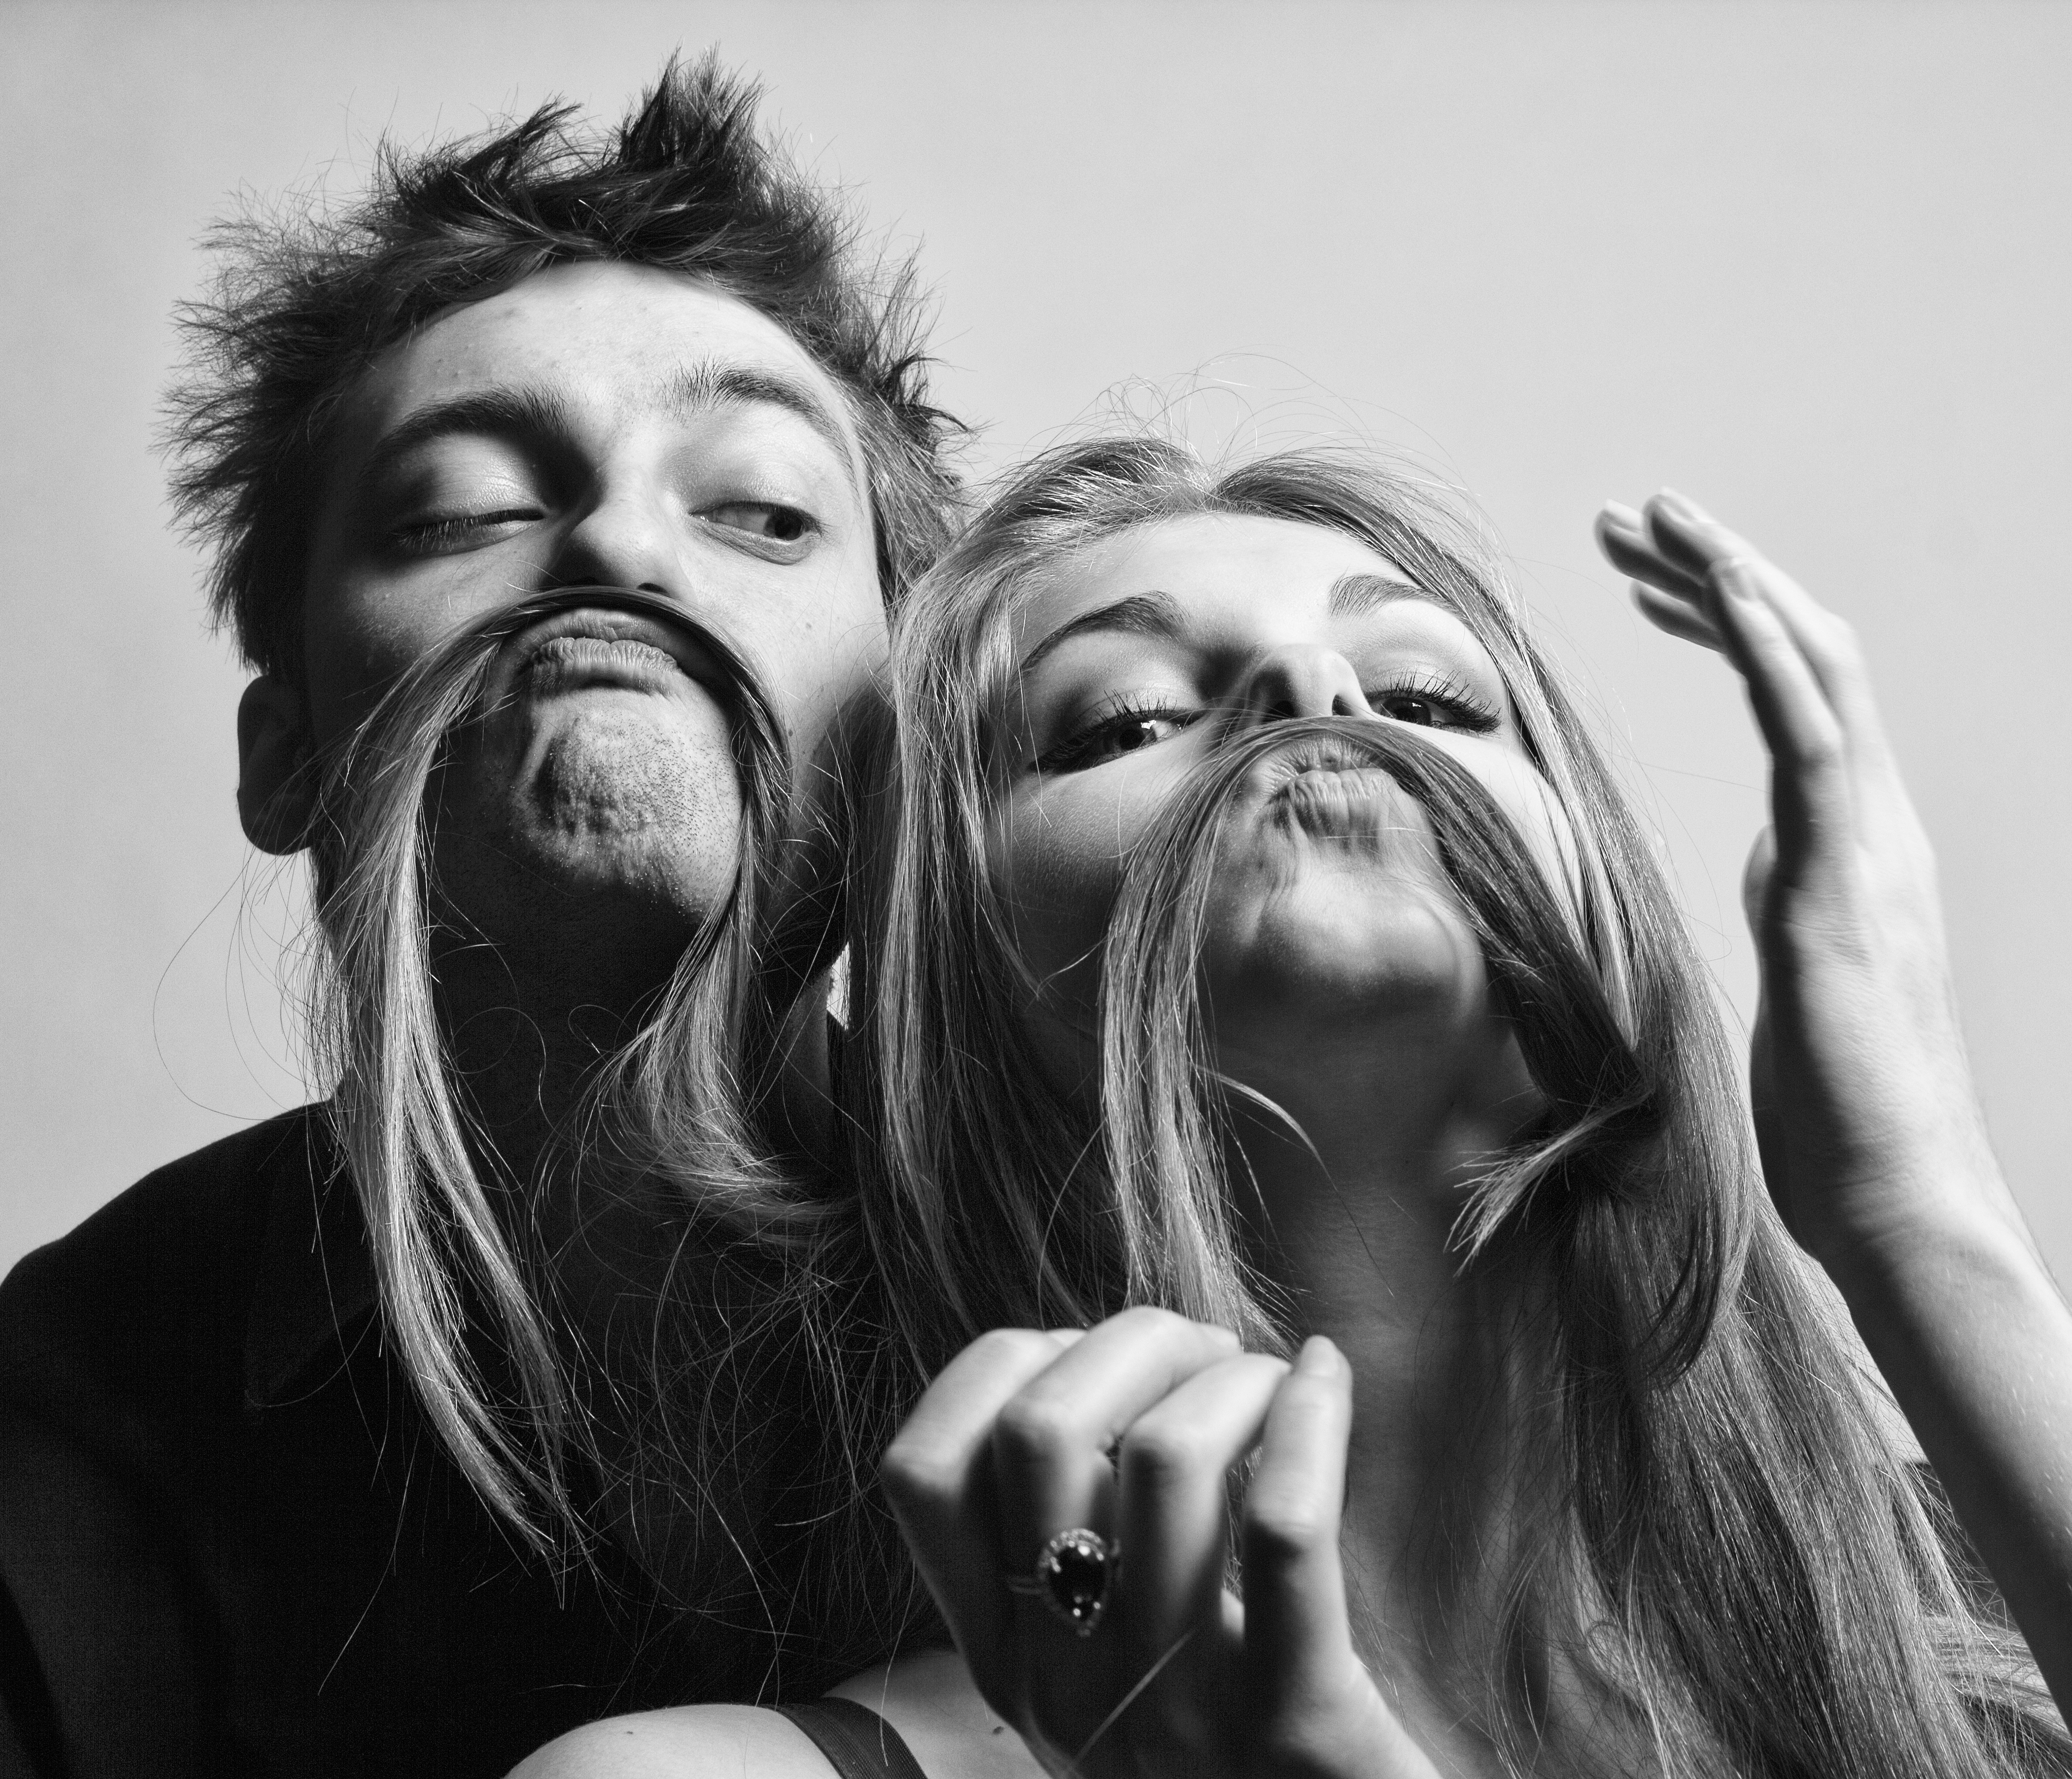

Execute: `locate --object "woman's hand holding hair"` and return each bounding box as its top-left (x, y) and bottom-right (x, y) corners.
top-left (882, 1307), bottom-right (1438, 1779)
top-left (1597, 491), bottom-right (2072, 1719)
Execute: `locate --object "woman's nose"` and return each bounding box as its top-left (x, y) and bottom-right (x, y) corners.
top-left (1234, 645), bottom-right (1374, 728)
top-left (546, 484), bottom-right (689, 600)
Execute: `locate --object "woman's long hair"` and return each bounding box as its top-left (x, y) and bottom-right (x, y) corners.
top-left (308, 586), bottom-right (928, 1689)
top-left (847, 438), bottom-right (2069, 1775)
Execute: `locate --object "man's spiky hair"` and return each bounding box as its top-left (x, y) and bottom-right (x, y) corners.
top-left (166, 54), bottom-right (964, 685)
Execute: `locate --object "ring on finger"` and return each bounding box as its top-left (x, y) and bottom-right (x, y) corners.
top-left (1003, 1527), bottom-right (1122, 1637)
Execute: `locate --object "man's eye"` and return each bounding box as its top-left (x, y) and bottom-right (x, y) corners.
top-left (393, 509), bottom-right (540, 556)
top-left (1034, 707), bottom-right (1197, 775)
top-left (704, 501), bottom-right (816, 544)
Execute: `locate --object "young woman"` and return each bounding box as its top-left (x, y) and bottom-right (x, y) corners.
top-left (858, 442), bottom-right (2072, 1779)
top-left (519, 442), bottom-right (2072, 1776)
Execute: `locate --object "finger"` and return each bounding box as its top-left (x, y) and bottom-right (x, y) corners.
top-left (882, 1328), bottom-right (1071, 1685)
top-left (1645, 492), bottom-right (1899, 780)
top-left (1596, 503), bottom-right (1709, 605)
top-left (991, 1307), bottom-right (1240, 1574)
top-left (1631, 581), bottom-right (1726, 653)
top-left (1242, 1338), bottom-right (1360, 1711)
top-left (1117, 1354), bottom-right (1289, 1683)
top-left (1698, 557), bottom-right (1854, 880)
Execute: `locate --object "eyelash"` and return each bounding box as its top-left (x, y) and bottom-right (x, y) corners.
top-left (392, 508), bottom-right (539, 556)
top-left (391, 499), bottom-right (820, 563)
top-left (1032, 672), bottom-right (1502, 776)
top-left (1033, 693), bottom-right (1204, 775)
top-left (700, 501), bottom-right (820, 559)
top-left (1365, 671), bottom-right (1502, 734)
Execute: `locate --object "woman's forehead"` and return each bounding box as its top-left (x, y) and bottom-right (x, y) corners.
top-left (1011, 513), bottom-right (1412, 650)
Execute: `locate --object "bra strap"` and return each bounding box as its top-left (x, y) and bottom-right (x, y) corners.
top-left (775, 1697), bottom-right (930, 1779)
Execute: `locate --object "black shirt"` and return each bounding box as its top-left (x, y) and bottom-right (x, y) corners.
top-left (0, 1108), bottom-right (753, 1777)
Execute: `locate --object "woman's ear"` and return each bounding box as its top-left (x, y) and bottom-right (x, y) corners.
top-left (237, 675), bottom-right (316, 854)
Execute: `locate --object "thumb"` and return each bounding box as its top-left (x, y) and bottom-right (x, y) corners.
top-left (1241, 1342), bottom-right (1439, 1776)
top-left (1242, 1338), bottom-right (1357, 1707)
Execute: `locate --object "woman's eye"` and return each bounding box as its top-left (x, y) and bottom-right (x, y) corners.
top-left (1378, 691), bottom-right (1445, 727)
top-left (704, 501), bottom-right (816, 544)
top-left (1371, 677), bottom-right (1501, 734)
top-left (393, 508), bottom-right (540, 556)
top-left (1035, 708), bottom-right (1197, 775)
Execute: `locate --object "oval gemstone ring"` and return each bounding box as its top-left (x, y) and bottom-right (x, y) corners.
top-left (1004, 1527), bottom-right (1121, 1636)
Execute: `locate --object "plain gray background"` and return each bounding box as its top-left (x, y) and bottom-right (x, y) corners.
top-left (3, 1), bottom-right (2067, 1282)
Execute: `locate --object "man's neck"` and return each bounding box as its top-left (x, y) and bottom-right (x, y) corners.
top-left (431, 886), bottom-right (692, 1254)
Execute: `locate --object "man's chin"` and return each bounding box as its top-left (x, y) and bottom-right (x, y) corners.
top-left (436, 706), bottom-right (747, 933)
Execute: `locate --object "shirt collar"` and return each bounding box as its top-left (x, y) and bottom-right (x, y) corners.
top-left (243, 1107), bottom-right (379, 1411)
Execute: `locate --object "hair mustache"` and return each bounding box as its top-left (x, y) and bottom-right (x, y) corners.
top-left (1108, 713), bottom-right (1579, 991)
top-left (1100, 716), bottom-right (1653, 1257)
top-left (313, 584), bottom-right (789, 866)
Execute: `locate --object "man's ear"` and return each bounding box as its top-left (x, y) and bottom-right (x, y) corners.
top-left (237, 675), bottom-right (317, 854)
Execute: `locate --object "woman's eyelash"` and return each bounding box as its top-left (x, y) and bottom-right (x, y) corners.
top-left (1030, 673), bottom-right (1500, 776)
top-left (1365, 671), bottom-right (1502, 732)
top-left (1033, 695), bottom-right (1202, 774)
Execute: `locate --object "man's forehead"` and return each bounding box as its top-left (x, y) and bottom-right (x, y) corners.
top-left (337, 260), bottom-right (860, 462)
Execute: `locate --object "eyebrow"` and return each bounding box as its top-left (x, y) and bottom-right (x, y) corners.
top-left (354, 360), bottom-right (860, 497)
top-left (1017, 571), bottom-right (1424, 677)
top-left (356, 388), bottom-right (574, 494)
top-left (665, 360), bottom-right (859, 484)
top-left (1327, 570), bottom-right (1420, 616)
top-left (1017, 591), bottom-right (1188, 677)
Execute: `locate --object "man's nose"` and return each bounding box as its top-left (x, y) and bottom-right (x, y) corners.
top-left (1234, 645), bottom-right (1375, 728)
top-left (545, 484), bottom-right (690, 601)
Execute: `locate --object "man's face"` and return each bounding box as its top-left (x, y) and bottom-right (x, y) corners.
top-left (295, 260), bottom-right (886, 936)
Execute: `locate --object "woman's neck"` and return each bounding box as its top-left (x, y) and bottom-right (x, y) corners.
top-left (1225, 1075), bottom-right (1539, 1770)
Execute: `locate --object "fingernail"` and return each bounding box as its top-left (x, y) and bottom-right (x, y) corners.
top-left (1296, 1335), bottom-right (1341, 1376)
top-left (1656, 487), bottom-right (1711, 523)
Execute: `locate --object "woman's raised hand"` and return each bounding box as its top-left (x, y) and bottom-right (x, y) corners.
top-left (1594, 492), bottom-right (2020, 1275)
top-left (1597, 493), bottom-right (2072, 1718)
top-left (882, 1307), bottom-right (1437, 1779)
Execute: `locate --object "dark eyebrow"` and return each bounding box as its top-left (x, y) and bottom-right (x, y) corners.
top-left (356, 388), bottom-right (575, 494)
top-left (665, 360), bottom-right (858, 483)
top-left (1019, 591), bottom-right (1188, 677)
top-left (1328, 571), bottom-right (1420, 617)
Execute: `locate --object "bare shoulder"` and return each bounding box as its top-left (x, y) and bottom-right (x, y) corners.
top-left (829, 1648), bottom-right (1045, 1779)
top-left (505, 1703), bottom-right (836, 1778)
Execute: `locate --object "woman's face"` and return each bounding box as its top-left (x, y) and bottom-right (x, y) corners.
top-left (988, 512), bottom-right (1575, 1106)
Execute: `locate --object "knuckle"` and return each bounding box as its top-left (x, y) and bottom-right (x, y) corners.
top-left (1821, 611), bottom-right (1862, 656)
top-left (879, 1436), bottom-right (957, 1508)
top-left (1114, 1304), bottom-right (1190, 1339)
top-left (1255, 1720), bottom-right (1356, 1779)
top-left (992, 1392), bottom-right (1078, 1466)
top-left (1798, 721), bottom-right (1846, 773)
top-left (1245, 1494), bottom-right (1328, 1565)
top-left (1120, 1420), bottom-right (1210, 1488)
top-left (973, 1327), bottom-right (1055, 1367)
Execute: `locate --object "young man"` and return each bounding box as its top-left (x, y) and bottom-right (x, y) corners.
top-left (0, 61), bottom-right (961, 1778)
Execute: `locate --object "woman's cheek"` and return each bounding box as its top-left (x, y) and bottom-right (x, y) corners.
top-left (989, 791), bottom-right (1121, 1005)
top-left (1422, 734), bottom-right (1582, 908)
